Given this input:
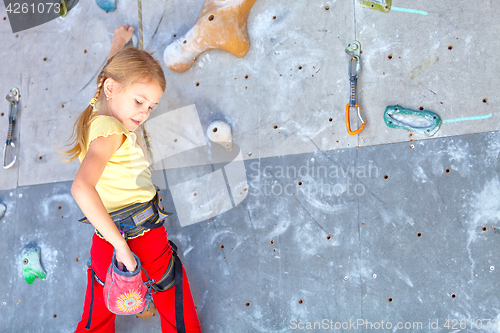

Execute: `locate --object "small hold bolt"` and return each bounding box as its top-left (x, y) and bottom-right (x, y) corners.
top-left (490, 266), bottom-right (495, 271)
top-left (352, 44), bottom-right (358, 50)
top-left (344, 276), bottom-right (348, 281)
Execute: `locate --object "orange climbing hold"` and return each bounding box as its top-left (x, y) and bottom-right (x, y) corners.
top-left (163, 0), bottom-right (257, 72)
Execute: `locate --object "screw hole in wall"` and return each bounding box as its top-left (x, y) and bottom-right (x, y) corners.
top-left (451, 293), bottom-right (456, 299)
top-left (482, 226), bottom-right (487, 231)
top-left (298, 299), bottom-right (303, 304)
top-left (383, 175), bottom-right (388, 179)
top-left (220, 244), bottom-right (224, 249)
top-left (245, 302), bottom-right (250, 306)
top-left (483, 98), bottom-right (488, 103)
top-left (388, 54), bottom-right (393, 59)
top-left (208, 14), bottom-right (214, 21)
top-left (445, 168), bottom-right (450, 173)
top-left (417, 232), bottom-right (422, 237)
top-left (388, 297), bottom-right (393, 302)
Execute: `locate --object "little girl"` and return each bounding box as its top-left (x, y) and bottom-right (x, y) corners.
top-left (65, 24), bottom-right (201, 332)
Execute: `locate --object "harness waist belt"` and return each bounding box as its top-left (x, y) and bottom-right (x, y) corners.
top-left (78, 187), bottom-right (172, 238)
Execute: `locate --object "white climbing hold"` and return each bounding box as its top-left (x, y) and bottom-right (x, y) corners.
top-left (207, 120), bottom-right (233, 151)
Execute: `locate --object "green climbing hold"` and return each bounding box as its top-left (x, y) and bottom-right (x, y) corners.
top-left (358, 0), bottom-right (392, 13)
top-left (384, 105), bottom-right (441, 137)
top-left (22, 247), bottom-right (47, 284)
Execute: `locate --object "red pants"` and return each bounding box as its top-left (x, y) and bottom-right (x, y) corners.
top-left (75, 227), bottom-right (201, 332)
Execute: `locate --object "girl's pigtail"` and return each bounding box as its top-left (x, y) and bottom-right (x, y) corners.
top-left (62, 73), bottom-right (106, 162)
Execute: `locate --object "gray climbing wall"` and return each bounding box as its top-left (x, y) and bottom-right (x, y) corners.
top-left (1, 0), bottom-right (499, 332)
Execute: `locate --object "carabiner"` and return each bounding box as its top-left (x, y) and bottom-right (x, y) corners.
top-left (345, 103), bottom-right (366, 135)
top-left (345, 41), bottom-right (366, 135)
top-left (3, 88), bottom-right (20, 169)
top-left (348, 55), bottom-right (361, 79)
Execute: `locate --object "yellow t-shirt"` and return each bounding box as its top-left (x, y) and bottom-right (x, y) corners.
top-left (78, 100), bottom-right (156, 213)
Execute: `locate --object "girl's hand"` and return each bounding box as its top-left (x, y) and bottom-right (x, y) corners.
top-left (111, 24), bottom-right (135, 50)
top-left (115, 244), bottom-right (138, 272)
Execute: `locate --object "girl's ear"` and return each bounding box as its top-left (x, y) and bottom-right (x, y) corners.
top-left (103, 77), bottom-right (118, 98)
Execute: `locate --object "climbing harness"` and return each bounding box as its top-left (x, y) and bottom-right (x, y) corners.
top-left (3, 87), bottom-right (20, 169)
top-left (345, 41), bottom-right (366, 135)
top-left (80, 187), bottom-right (186, 333)
top-left (79, 187), bottom-right (170, 238)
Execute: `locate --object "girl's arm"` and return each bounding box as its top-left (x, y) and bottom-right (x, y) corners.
top-left (71, 133), bottom-right (137, 271)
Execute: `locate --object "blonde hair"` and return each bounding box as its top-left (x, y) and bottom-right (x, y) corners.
top-left (63, 47), bottom-right (166, 161)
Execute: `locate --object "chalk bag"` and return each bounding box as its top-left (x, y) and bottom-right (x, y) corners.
top-left (103, 251), bottom-right (153, 315)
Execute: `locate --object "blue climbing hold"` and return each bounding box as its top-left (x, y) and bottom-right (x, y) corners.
top-left (95, 0), bottom-right (116, 12)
